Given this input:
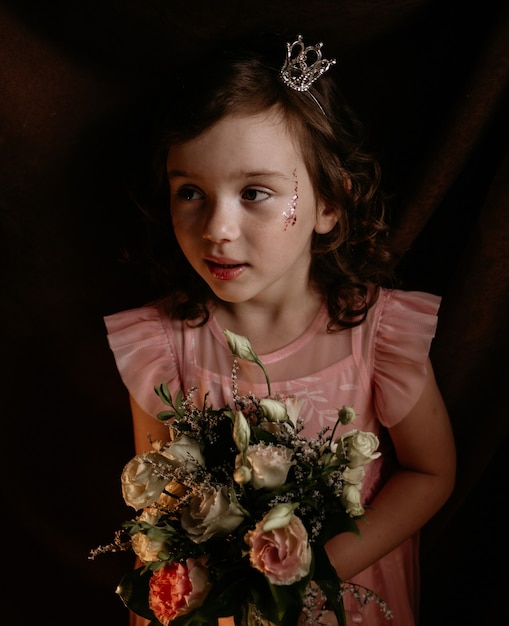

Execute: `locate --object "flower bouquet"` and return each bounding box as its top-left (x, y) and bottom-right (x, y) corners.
top-left (91, 330), bottom-right (386, 626)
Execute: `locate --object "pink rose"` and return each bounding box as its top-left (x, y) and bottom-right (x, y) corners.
top-left (149, 558), bottom-right (211, 625)
top-left (246, 513), bottom-right (312, 585)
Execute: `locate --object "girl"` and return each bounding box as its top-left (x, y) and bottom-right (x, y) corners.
top-left (105, 34), bottom-right (456, 626)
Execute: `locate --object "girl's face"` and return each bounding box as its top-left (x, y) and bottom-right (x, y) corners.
top-left (167, 109), bottom-right (337, 309)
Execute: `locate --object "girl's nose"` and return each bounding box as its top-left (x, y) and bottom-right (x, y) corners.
top-left (202, 200), bottom-right (239, 243)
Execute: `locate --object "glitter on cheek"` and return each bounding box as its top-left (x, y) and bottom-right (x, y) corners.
top-left (283, 170), bottom-right (298, 230)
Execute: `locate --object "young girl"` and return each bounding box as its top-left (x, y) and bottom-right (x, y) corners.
top-left (104, 34), bottom-right (456, 626)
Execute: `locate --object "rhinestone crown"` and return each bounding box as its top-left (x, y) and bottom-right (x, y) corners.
top-left (280, 34), bottom-right (336, 92)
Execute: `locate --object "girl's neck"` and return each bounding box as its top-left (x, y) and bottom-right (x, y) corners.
top-left (213, 291), bottom-right (325, 355)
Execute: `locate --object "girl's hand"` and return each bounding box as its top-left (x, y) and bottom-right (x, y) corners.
top-left (129, 613), bottom-right (150, 626)
top-left (346, 611), bottom-right (363, 625)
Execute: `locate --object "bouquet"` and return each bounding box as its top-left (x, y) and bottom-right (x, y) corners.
top-left (91, 330), bottom-right (388, 625)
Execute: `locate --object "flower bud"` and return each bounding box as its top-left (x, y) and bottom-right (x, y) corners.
top-left (233, 410), bottom-right (251, 453)
top-left (338, 405), bottom-right (356, 425)
top-left (342, 466), bottom-right (366, 485)
top-left (224, 329), bottom-right (259, 363)
top-left (259, 398), bottom-right (288, 422)
top-left (283, 397), bottom-right (303, 427)
top-left (233, 464), bottom-right (252, 484)
top-left (262, 502), bottom-right (298, 531)
top-left (340, 483), bottom-right (365, 517)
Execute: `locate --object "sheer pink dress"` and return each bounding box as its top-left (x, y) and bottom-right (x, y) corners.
top-left (105, 287), bottom-right (441, 626)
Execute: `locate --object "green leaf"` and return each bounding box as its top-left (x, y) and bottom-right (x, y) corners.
top-left (251, 424), bottom-right (279, 444)
top-left (116, 567), bottom-right (156, 621)
top-left (156, 409), bottom-right (176, 421)
top-left (154, 381), bottom-right (173, 405)
top-left (263, 581), bottom-right (306, 626)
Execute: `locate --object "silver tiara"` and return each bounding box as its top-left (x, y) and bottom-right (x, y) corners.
top-left (280, 34), bottom-right (336, 92)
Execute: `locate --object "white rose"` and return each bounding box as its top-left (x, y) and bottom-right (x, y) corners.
top-left (241, 443), bottom-right (295, 490)
top-left (131, 508), bottom-right (165, 562)
top-left (160, 435), bottom-right (204, 469)
top-left (181, 486), bottom-right (245, 543)
top-left (340, 483), bottom-right (365, 517)
top-left (121, 452), bottom-right (174, 510)
top-left (340, 429), bottom-right (381, 468)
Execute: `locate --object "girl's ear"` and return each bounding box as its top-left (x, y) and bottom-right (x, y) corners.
top-left (314, 201), bottom-right (339, 234)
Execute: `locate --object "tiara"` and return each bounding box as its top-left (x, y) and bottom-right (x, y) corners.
top-left (280, 34), bottom-right (336, 92)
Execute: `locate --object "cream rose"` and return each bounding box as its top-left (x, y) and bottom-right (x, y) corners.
top-left (121, 452), bottom-right (175, 510)
top-left (131, 508), bottom-right (165, 562)
top-left (246, 512), bottom-right (312, 585)
top-left (239, 443), bottom-right (295, 490)
top-left (160, 435), bottom-right (204, 469)
top-left (157, 480), bottom-right (188, 510)
top-left (181, 485), bottom-right (245, 543)
top-left (340, 429), bottom-right (381, 468)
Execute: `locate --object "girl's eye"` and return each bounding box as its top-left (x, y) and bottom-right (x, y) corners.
top-left (242, 188), bottom-right (270, 202)
top-left (176, 187), bottom-right (204, 201)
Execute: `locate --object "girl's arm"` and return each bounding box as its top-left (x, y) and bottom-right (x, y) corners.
top-left (325, 358), bottom-right (456, 580)
top-left (130, 394), bottom-right (171, 453)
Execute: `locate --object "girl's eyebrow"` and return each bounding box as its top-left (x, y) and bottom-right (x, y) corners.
top-left (244, 170), bottom-right (288, 181)
top-left (167, 168), bottom-right (289, 181)
top-left (167, 169), bottom-right (191, 179)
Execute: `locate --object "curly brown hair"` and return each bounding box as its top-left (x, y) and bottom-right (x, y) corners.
top-left (132, 35), bottom-right (395, 329)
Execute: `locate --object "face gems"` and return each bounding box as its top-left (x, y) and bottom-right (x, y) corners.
top-left (283, 170), bottom-right (298, 230)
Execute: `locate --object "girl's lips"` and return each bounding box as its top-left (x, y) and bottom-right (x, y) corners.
top-left (205, 259), bottom-right (247, 281)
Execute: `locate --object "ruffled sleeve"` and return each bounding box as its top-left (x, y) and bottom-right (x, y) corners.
top-left (104, 303), bottom-right (178, 417)
top-left (372, 289), bottom-right (441, 427)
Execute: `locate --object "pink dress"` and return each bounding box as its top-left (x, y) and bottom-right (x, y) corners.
top-left (104, 287), bottom-right (441, 626)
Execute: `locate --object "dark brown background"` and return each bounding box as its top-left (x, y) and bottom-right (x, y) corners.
top-left (1, 1), bottom-right (508, 624)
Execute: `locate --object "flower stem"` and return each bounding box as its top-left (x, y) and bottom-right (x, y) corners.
top-left (256, 358), bottom-right (271, 396)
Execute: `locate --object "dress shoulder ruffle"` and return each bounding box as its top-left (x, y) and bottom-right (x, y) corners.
top-left (372, 289), bottom-right (441, 427)
top-left (104, 303), bottom-right (177, 417)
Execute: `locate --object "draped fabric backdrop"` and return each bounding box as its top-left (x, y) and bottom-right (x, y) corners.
top-left (1, 1), bottom-right (507, 624)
